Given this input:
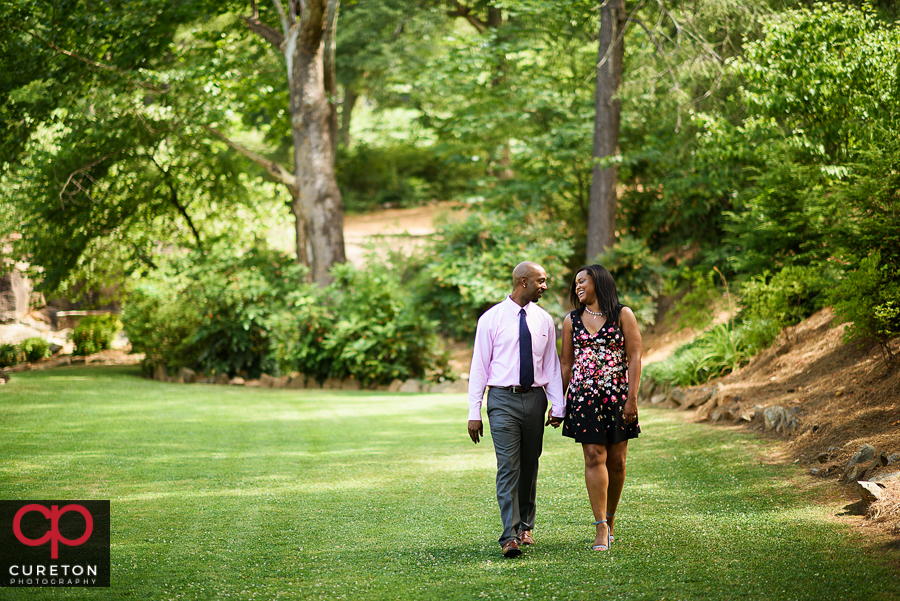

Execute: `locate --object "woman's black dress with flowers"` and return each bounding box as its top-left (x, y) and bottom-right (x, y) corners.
top-left (562, 309), bottom-right (640, 444)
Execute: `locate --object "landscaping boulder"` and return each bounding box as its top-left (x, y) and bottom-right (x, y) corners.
top-left (848, 444), bottom-right (877, 467)
top-left (260, 374), bottom-right (275, 388)
top-left (287, 375), bottom-right (306, 389)
top-left (179, 367), bottom-right (197, 383)
top-left (229, 377), bottom-right (245, 386)
top-left (669, 387), bottom-right (688, 408)
top-left (444, 380), bottom-right (468, 393)
top-left (650, 393), bottom-right (667, 405)
top-left (272, 375), bottom-right (289, 389)
top-left (398, 379), bottom-right (421, 393)
top-left (154, 364), bottom-right (167, 382)
top-left (857, 481), bottom-right (887, 504)
top-left (872, 471), bottom-right (900, 483)
top-left (322, 378), bottom-right (342, 389)
top-left (341, 378), bottom-right (361, 391)
top-left (388, 379), bottom-right (404, 392)
top-left (890, 453), bottom-right (900, 465)
top-left (214, 373), bottom-right (230, 385)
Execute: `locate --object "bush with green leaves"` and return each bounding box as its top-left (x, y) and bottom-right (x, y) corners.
top-left (740, 265), bottom-right (831, 335)
top-left (72, 314), bottom-right (120, 356)
top-left (0, 343), bottom-right (21, 368)
top-left (415, 207), bottom-right (573, 338)
top-left (593, 236), bottom-right (670, 327)
top-left (670, 268), bottom-right (721, 332)
top-left (832, 251), bottom-right (900, 365)
top-left (644, 318), bottom-right (780, 388)
top-left (123, 245), bottom-right (446, 384)
top-left (19, 337), bottom-right (51, 362)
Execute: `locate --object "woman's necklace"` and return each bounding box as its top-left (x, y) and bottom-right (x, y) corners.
top-left (584, 306), bottom-right (605, 317)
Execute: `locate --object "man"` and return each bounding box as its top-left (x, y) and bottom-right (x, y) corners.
top-left (467, 261), bottom-right (565, 558)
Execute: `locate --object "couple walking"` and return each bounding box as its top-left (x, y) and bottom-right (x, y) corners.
top-left (467, 261), bottom-right (642, 557)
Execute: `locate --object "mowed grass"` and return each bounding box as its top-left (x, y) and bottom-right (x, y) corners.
top-left (0, 366), bottom-right (897, 601)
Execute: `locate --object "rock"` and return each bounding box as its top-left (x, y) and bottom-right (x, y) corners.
top-left (154, 364), bottom-right (167, 382)
top-left (341, 378), bottom-right (361, 391)
top-left (848, 444), bottom-right (877, 467)
top-left (244, 379), bottom-right (260, 387)
top-left (272, 375), bottom-right (289, 389)
top-left (874, 452), bottom-right (890, 467)
top-left (260, 374), bottom-right (275, 388)
top-left (858, 481), bottom-right (887, 504)
top-left (57, 356), bottom-right (71, 367)
top-left (322, 377), bottom-right (342, 390)
top-left (287, 375), bottom-right (307, 389)
top-left (872, 471), bottom-right (900, 483)
top-left (889, 453), bottom-right (900, 465)
top-left (167, 375), bottom-right (184, 384)
top-left (214, 373), bottom-right (230, 385)
top-left (179, 367), bottom-right (197, 383)
top-left (809, 467), bottom-right (822, 476)
top-left (398, 379), bottom-right (421, 393)
top-left (49, 343), bottom-right (62, 354)
top-left (844, 464), bottom-right (862, 482)
top-left (70, 356), bottom-right (85, 364)
top-left (650, 393), bottom-right (667, 405)
top-left (388, 378), bottom-right (404, 392)
top-left (442, 380), bottom-right (468, 393)
top-left (428, 380), bottom-right (454, 394)
top-left (669, 387), bottom-right (688, 408)
top-left (229, 377), bottom-right (245, 386)
top-left (763, 406), bottom-right (784, 431)
top-left (696, 385), bottom-right (718, 405)
top-left (816, 451), bottom-right (833, 464)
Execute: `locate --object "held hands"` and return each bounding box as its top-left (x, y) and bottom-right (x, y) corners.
top-left (545, 411), bottom-right (563, 429)
top-left (468, 420), bottom-right (484, 444)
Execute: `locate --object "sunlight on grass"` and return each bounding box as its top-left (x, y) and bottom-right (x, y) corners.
top-left (0, 366), bottom-right (897, 601)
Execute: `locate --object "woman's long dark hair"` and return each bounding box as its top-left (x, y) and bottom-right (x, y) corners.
top-left (569, 264), bottom-right (622, 322)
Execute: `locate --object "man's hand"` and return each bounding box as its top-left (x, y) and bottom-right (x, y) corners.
top-left (468, 420), bottom-right (484, 443)
top-left (545, 412), bottom-right (563, 428)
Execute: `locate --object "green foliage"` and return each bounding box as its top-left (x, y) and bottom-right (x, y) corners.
top-left (672, 269), bottom-right (720, 331)
top-left (18, 337), bottom-right (51, 363)
top-left (0, 343), bottom-right (21, 368)
top-left (415, 208), bottom-right (573, 338)
top-left (832, 252), bottom-right (900, 363)
top-left (122, 245), bottom-right (445, 384)
top-left (593, 236), bottom-right (669, 327)
top-left (72, 314), bottom-right (121, 356)
top-left (336, 143), bottom-right (476, 212)
top-left (645, 319), bottom-right (780, 387)
top-left (741, 265), bottom-right (831, 332)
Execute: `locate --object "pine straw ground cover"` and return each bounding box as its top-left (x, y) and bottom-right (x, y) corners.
top-left (1, 365), bottom-right (900, 601)
top-left (654, 309), bottom-right (900, 537)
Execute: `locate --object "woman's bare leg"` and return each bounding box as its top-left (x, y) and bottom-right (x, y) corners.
top-left (605, 440), bottom-right (628, 535)
top-left (582, 443), bottom-right (610, 548)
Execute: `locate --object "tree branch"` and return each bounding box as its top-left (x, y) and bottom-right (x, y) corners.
top-left (243, 12), bottom-right (285, 48)
top-left (202, 125), bottom-right (298, 196)
top-left (150, 157), bottom-right (204, 251)
top-left (447, 1), bottom-right (487, 33)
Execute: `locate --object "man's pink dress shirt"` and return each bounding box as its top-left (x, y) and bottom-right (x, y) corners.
top-left (467, 296), bottom-right (565, 421)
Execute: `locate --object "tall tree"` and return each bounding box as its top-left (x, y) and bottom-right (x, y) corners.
top-left (586, 0), bottom-right (626, 259)
top-left (244, 0), bottom-right (346, 283)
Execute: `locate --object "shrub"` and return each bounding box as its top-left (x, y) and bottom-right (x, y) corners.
top-left (19, 337), bottom-right (51, 362)
top-left (593, 236), bottom-right (670, 327)
top-left (123, 245), bottom-right (447, 384)
top-left (415, 207), bottom-right (573, 338)
top-left (72, 314), bottom-right (120, 356)
top-left (671, 269), bottom-right (720, 331)
top-left (833, 251), bottom-right (900, 365)
top-left (741, 265), bottom-right (830, 334)
top-left (0, 343), bottom-right (21, 368)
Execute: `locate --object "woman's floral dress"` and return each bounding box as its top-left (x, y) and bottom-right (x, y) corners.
top-left (562, 309), bottom-right (640, 444)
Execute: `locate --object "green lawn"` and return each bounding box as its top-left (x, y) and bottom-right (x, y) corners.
top-left (0, 366), bottom-right (897, 601)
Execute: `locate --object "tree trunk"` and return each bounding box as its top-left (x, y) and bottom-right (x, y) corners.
top-left (339, 87), bottom-right (358, 148)
top-left (290, 2), bottom-right (346, 284)
top-left (289, 190), bottom-right (309, 266)
top-left (586, 0), bottom-right (626, 261)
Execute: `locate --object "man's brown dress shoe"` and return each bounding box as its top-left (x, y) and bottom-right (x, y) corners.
top-left (518, 529), bottom-right (535, 545)
top-left (501, 538), bottom-right (521, 557)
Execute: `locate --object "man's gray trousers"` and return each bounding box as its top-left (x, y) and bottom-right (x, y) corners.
top-left (486, 386), bottom-right (547, 545)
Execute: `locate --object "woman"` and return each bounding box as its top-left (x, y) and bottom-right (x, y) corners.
top-left (560, 265), bottom-right (641, 551)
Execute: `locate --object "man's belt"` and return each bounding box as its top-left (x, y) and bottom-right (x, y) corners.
top-left (492, 385), bottom-right (536, 394)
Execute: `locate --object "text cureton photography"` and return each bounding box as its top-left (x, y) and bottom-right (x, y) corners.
top-left (0, 500), bottom-right (110, 588)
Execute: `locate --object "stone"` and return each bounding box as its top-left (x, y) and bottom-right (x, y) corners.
top-left (889, 453), bottom-right (900, 465)
top-left (857, 481), bottom-right (887, 504)
top-left (398, 379), bottom-right (421, 393)
top-left (244, 379), bottom-right (260, 387)
top-left (229, 377), bottom-right (245, 386)
top-left (874, 452), bottom-right (890, 467)
top-left (388, 379), bottom-right (404, 392)
top-left (696, 385), bottom-right (718, 405)
top-left (154, 364), bottom-right (167, 382)
top-left (650, 393), bottom-right (667, 405)
top-left (872, 471), bottom-right (900, 483)
top-left (272, 375), bottom-right (289, 389)
top-left (167, 375), bottom-right (184, 384)
top-left (49, 343), bottom-right (62, 354)
top-left (214, 373), bottom-right (230, 385)
top-left (179, 367), bottom-right (197, 384)
top-left (669, 387), bottom-right (688, 408)
top-left (0, 270), bottom-right (32, 322)
top-left (444, 380), bottom-right (468, 394)
top-left (809, 467), bottom-right (822, 476)
top-left (816, 451), bottom-right (833, 464)
top-left (322, 378), bottom-right (342, 390)
top-left (341, 378), bottom-right (361, 391)
top-left (843, 464), bottom-right (862, 482)
top-left (57, 356), bottom-right (71, 366)
top-left (763, 406), bottom-right (785, 431)
top-left (848, 444), bottom-right (877, 467)
top-left (739, 410), bottom-right (755, 423)
top-left (287, 375), bottom-right (307, 389)
top-left (260, 374), bottom-right (275, 388)
top-left (428, 381), bottom-right (454, 394)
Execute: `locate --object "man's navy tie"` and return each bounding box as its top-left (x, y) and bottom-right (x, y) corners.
top-left (519, 308), bottom-right (534, 389)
